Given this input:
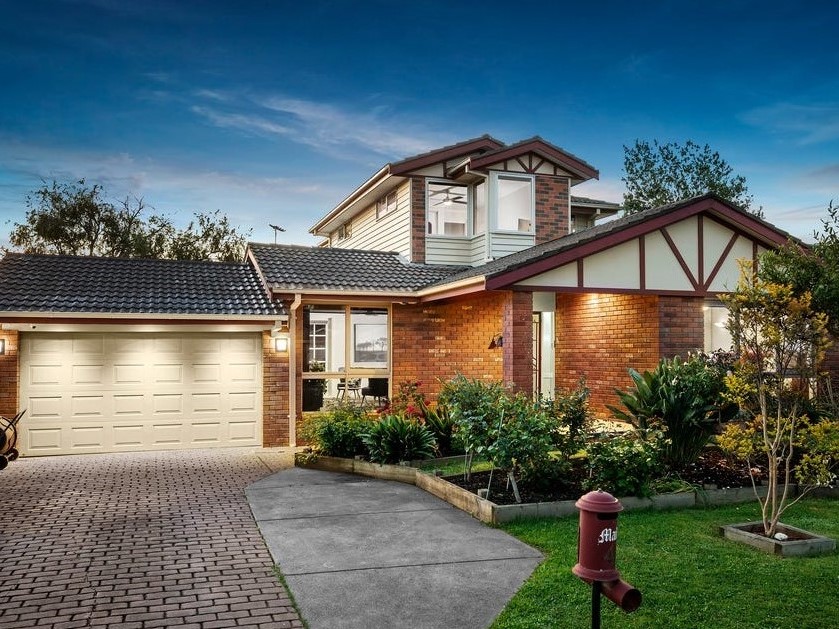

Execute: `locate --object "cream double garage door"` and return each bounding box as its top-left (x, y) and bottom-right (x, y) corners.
top-left (20, 331), bottom-right (263, 456)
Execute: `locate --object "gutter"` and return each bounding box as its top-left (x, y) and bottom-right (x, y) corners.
top-left (309, 165), bottom-right (391, 235)
top-left (0, 311), bottom-right (278, 321)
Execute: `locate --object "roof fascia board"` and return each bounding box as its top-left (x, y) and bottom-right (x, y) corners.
top-left (0, 311), bottom-right (278, 322)
top-left (2, 322), bottom-right (272, 332)
top-left (416, 276), bottom-right (486, 302)
top-left (389, 137), bottom-right (504, 176)
top-left (469, 140), bottom-right (599, 181)
top-left (271, 288), bottom-right (417, 300)
top-left (310, 165), bottom-right (391, 234)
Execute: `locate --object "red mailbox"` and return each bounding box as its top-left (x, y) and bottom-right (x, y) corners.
top-left (573, 490), bottom-right (622, 582)
top-left (572, 490), bottom-right (642, 621)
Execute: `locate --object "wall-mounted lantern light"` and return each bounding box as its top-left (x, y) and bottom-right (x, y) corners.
top-left (488, 334), bottom-right (503, 350)
top-left (0, 339), bottom-right (5, 355)
top-left (274, 336), bottom-right (289, 352)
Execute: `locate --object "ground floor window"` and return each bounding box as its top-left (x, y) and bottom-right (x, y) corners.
top-left (302, 305), bottom-right (390, 411)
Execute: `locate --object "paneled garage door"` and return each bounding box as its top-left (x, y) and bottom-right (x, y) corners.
top-left (19, 332), bottom-right (263, 455)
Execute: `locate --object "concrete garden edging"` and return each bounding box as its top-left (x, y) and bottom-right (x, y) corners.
top-left (295, 455), bottom-right (838, 525)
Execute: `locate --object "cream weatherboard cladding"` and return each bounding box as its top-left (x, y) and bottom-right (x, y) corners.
top-left (329, 180), bottom-right (412, 258)
top-left (19, 331), bottom-right (262, 455)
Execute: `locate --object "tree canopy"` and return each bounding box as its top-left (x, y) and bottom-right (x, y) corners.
top-left (759, 200), bottom-right (839, 336)
top-left (8, 179), bottom-right (251, 262)
top-left (622, 140), bottom-right (756, 215)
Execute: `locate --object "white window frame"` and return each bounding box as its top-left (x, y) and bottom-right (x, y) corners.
top-left (376, 190), bottom-right (398, 219)
top-left (426, 179), bottom-right (470, 239)
top-left (490, 172), bottom-right (535, 235)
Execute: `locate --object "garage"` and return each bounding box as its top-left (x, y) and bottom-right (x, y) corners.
top-left (19, 331), bottom-right (263, 456)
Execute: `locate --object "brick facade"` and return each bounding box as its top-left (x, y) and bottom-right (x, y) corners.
top-left (658, 296), bottom-right (705, 359)
top-left (502, 291), bottom-right (533, 393)
top-left (262, 331), bottom-right (290, 446)
top-left (0, 330), bottom-right (18, 418)
top-left (555, 293), bottom-right (660, 416)
top-left (392, 292), bottom-right (506, 400)
top-left (535, 175), bottom-right (570, 244)
top-left (410, 176), bottom-right (426, 263)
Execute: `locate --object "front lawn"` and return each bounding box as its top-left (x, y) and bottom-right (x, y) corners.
top-left (494, 498), bottom-right (838, 629)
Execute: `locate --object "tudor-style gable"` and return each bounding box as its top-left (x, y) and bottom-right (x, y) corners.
top-left (310, 135), bottom-right (609, 267)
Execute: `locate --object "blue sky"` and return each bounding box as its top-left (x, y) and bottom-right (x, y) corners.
top-left (2, 0), bottom-right (838, 246)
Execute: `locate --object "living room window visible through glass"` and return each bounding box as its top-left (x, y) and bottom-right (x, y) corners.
top-left (427, 182), bottom-right (468, 236)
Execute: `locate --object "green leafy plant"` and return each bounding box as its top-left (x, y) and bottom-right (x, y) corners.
top-left (419, 401), bottom-right (463, 456)
top-left (543, 376), bottom-right (592, 457)
top-left (362, 414), bottom-right (437, 464)
top-left (386, 380), bottom-right (427, 419)
top-left (438, 374), bottom-right (508, 479)
top-left (583, 432), bottom-right (664, 497)
top-left (608, 354), bottom-right (736, 470)
top-left (299, 401), bottom-right (373, 458)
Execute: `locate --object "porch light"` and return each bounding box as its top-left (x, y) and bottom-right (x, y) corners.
top-left (274, 335), bottom-right (290, 352)
top-left (0, 339), bottom-right (5, 355)
top-left (488, 334), bottom-right (503, 350)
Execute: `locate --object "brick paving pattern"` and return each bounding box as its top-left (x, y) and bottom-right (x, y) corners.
top-left (0, 449), bottom-right (304, 628)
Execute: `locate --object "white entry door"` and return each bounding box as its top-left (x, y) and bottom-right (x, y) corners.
top-left (19, 332), bottom-right (262, 456)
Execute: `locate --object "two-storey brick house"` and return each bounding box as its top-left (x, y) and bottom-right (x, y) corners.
top-left (0, 135), bottom-right (798, 455)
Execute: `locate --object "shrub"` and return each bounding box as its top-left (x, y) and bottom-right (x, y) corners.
top-left (488, 393), bottom-right (556, 488)
top-left (420, 401), bottom-right (463, 456)
top-left (300, 401), bottom-right (374, 458)
top-left (362, 415), bottom-right (437, 464)
top-left (583, 432), bottom-right (664, 497)
top-left (608, 354), bottom-right (736, 470)
top-left (543, 377), bottom-right (592, 457)
top-left (438, 375), bottom-right (508, 476)
top-left (386, 380), bottom-right (427, 419)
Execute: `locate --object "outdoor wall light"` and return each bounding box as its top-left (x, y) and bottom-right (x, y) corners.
top-left (0, 339), bottom-right (5, 355)
top-left (488, 334), bottom-right (503, 350)
top-left (274, 336), bottom-right (289, 353)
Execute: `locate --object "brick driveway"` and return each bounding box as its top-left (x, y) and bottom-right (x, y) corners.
top-left (0, 449), bottom-right (305, 628)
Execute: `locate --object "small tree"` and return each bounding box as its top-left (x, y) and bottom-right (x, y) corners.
top-left (719, 261), bottom-right (832, 537)
top-left (622, 140), bottom-right (756, 215)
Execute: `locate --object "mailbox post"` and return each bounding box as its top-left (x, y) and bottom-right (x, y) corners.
top-left (572, 490), bottom-right (641, 628)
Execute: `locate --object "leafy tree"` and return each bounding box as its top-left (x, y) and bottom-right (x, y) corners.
top-left (8, 179), bottom-right (251, 261)
top-left (759, 200), bottom-right (839, 336)
top-left (718, 261), bottom-right (832, 537)
top-left (622, 140), bottom-right (756, 215)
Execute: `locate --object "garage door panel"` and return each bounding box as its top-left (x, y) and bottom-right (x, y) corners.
top-left (20, 332), bottom-right (263, 455)
top-left (154, 364), bottom-right (183, 383)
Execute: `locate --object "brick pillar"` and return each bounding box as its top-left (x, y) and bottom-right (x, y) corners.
top-left (535, 175), bottom-right (570, 244)
top-left (262, 331), bottom-right (290, 446)
top-left (410, 176), bottom-right (426, 263)
top-left (502, 291), bottom-right (533, 394)
top-left (0, 330), bottom-right (19, 417)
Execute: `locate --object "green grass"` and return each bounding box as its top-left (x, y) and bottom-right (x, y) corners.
top-left (493, 498), bottom-right (839, 629)
top-left (415, 455), bottom-right (494, 476)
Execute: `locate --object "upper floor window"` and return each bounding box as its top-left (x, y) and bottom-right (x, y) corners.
top-left (473, 181), bottom-right (487, 235)
top-left (376, 190), bottom-right (398, 219)
top-left (337, 223), bottom-right (351, 240)
top-left (427, 181), bottom-right (468, 237)
top-left (494, 173), bottom-right (534, 233)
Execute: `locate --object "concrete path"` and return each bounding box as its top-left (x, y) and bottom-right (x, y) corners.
top-left (246, 468), bottom-right (543, 629)
top-left (0, 448), bottom-right (304, 629)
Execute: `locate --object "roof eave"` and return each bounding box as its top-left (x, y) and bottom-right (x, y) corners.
top-left (309, 165), bottom-right (392, 236)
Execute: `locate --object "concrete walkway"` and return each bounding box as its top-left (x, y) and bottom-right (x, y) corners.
top-left (246, 468), bottom-right (543, 629)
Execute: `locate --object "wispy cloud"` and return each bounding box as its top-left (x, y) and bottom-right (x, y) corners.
top-left (188, 89), bottom-right (450, 161)
top-left (741, 102), bottom-right (839, 144)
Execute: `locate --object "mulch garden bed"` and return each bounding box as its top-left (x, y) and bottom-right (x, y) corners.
top-left (445, 451), bottom-right (764, 506)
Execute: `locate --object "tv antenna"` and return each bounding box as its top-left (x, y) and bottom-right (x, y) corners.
top-left (269, 223), bottom-right (286, 244)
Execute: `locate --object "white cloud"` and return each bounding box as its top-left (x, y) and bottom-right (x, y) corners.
top-left (741, 102), bottom-right (839, 144)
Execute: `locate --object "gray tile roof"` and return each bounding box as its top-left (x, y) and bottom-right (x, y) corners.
top-left (248, 243), bottom-right (466, 292)
top-left (0, 253), bottom-right (279, 316)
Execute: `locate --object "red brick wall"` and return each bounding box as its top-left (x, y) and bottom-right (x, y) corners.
top-left (392, 292), bottom-right (506, 401)
top-left (555, 293), bottom-right (659, 416)
top-left (410, 176), bottom-right (426, 263)
top-left (0, 330), bottom-right (19, 418)
top-left (535, 175), bottom-right (570, 244)
top-left (503, 291), bottom-right (533, 394)
top-left (262, 331), bottom-right (290, 446)
top-left (658, 296), bottom-right (705, 358)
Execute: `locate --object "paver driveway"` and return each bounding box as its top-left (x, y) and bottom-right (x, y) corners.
top-left (0, 449), bottom-right (304, 629)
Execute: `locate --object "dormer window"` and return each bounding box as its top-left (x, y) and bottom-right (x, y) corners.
top-left (427, 181), bottom-right (468, 237)
top-left (492, 173), bottom-right (534, 234)
top-left (376, 190), bottom-right (398, 219)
